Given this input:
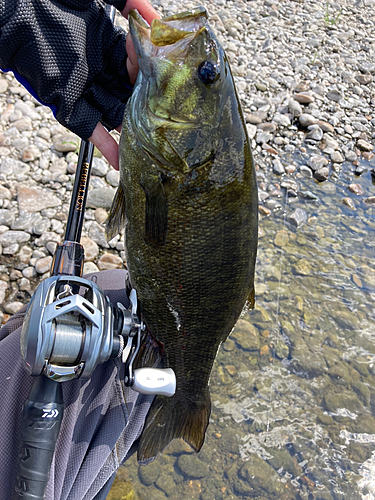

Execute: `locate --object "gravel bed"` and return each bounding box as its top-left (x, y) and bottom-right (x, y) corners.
top-left (0, 0), bottom-right (374, 321)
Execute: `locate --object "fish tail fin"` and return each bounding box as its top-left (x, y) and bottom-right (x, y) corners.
top-left (137, 389), bottom-right (211, 464)
top-left (106, 183), bottom-right (126, 241)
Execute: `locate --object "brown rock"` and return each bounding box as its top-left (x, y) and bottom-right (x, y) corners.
top-left (259, 206), bottom-right (271, 216)
top-left (348, 183), bottom-right (364, 195)
top-left (343, 197), bottom-right (355, 210)
top-left (357, 139), bottom-right (373, 152)
top-left (18, 186), bottom-right (60, 212)
top-left (257, 122), bottom-right (277, 132)
top-left (318, 120), bottom-right (335, 133)
top-left (97, 252), bottom-right (124, 271)
top-left (35, 256), bottom-right (53, 274)
top-left (245, 113), bottom-right (262, 125)
top-left (81, 236), bottom-right (99, 262)
top-left (355, 74), bottom-right (373, 85)
top-left (293, 93), bottom-right (315, 104)
top-left (364, 196), bottom-right (375, 205)
top-left (362, 152), bottom-right (374, 161)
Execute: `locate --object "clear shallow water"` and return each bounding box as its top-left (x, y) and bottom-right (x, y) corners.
top-left (110, 152), bottom-right (375, 500)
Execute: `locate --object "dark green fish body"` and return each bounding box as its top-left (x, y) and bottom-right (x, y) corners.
top-left (107, 7), bottom-right (258, 463)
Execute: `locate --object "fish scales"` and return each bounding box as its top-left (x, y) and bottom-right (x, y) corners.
top-left (106, 7), bottom-right (258, 463)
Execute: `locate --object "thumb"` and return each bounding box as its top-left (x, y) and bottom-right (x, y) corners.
top-left (89, 122), bottom-right (119, 171)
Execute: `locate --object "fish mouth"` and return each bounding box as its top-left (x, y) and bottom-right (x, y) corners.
top-left (128, 7), bottom-right (208, 59)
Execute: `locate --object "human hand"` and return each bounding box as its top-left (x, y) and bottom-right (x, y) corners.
top-left (0, 0), bottom-right (160, 171)
top-left (90, 0), bottom-right (160, 170)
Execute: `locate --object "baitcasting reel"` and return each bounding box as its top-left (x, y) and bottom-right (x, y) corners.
top-left (20, 274), bottom-right (175, 396)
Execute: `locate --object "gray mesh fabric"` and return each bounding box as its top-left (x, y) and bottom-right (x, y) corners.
top-left (0, 269), bottom-right (156, 500)
top-left (0, 0), bottom-right (132, 139)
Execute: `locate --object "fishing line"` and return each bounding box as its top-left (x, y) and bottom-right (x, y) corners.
top-left (266, 186), bottom-right (289, 434)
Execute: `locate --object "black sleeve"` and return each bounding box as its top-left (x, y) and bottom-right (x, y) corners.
top-left (0, 0), bottom-right (132, 139)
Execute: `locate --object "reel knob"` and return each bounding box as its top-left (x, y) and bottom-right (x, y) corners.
top-left (132, 368), bottom-right (176, 397)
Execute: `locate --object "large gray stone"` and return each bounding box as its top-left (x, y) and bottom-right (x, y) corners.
top-left (18, 186), bottom-right (61, 212)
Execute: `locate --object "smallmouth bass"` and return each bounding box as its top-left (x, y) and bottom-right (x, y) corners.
top-left (107, 6), bottom-right (258, 463)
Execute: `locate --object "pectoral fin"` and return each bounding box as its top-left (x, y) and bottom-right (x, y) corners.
top-left (106, 183), bottom-right (126, 241)
top-left (141, 174), bottom-right (168, 247)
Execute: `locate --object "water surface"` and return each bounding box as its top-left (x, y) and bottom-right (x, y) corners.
top-left (111, 150), bottom-right (375, 500)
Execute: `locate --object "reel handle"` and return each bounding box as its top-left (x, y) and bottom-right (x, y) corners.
top-left (12, 377), bottom-right (63, 500)
top-left (132, 368), bottom-right (176, 397)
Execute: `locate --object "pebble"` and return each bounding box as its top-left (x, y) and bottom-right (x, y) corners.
top-left (343, 197), bottom-right (356, 209)
top-left (0, 230), bottom-right (30, 247)
top-left (299, 114), bottom-right (318, 127)
top-left (4, 301), bottom-right (24, 314)
top-left (287, 208), bottom-right (307, 228)
top-left (91, 157), bottom-right (109, 177)
top-left (81, 236), bottom-right (99, 262)
top-left (17, 187), bottom-right (61, 212)
top-left (97, 253), bottom-right (123, 271)
top-left (35, 256), bottom-right (53, 274)
top-left (87, 188), bottom-right (116, 210)
top-left (348, 183), bottom-right (364, 195)
top-left (357, 139), bottom-right (373, 152)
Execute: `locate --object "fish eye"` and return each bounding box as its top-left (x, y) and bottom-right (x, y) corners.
top-left (197, 61), bottom-right (219, 85)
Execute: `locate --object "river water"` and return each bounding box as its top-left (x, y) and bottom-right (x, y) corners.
top-left (110, 150), bottom-right (375, 500)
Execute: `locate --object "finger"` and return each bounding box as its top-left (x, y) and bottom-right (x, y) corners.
top-left (89, 122), bottom-right (119, 171)
top-left (126, 35), bottom-right (138, 85)
top-left (121, 0), bottom-right (161, 24)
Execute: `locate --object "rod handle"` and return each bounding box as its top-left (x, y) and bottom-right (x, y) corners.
top-left (12, 377), bottom-right (64, 500)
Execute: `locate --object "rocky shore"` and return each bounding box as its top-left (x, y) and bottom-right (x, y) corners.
top-left (1, 1), bottom-right (375, 499)
top-left (0, 0), bottom-right (374, 320)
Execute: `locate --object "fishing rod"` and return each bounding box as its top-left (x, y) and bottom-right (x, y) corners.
top-left (12, 6), bottom-right (175, 499)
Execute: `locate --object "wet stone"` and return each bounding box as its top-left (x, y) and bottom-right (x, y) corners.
top-left (343, 197), bottom-right (356, 210)
top-left (364, 196), bottom-right (375, 205)
top-left (138, 461), bottom-right (161, 486)
top-left (232, 319), bottom-right (260, 351)
top-left (348, 183), bottom-right (364, 195)
top-left (287, 208), bottom-right (307, 228)
top-left (314, 167), bottom-right (330, 181)
top-left (306, 124), bottom-right (323, 141)
top-left (178, 454), bottom-right (209, 479)
top-left (274, 229), bottom-right (289, 247)
top-left (155, 474), bottom-right (176, 496)
top-left (307, 155), bottom-right (329, 171)
top-left (300, 165), bottom-right (313, 178)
